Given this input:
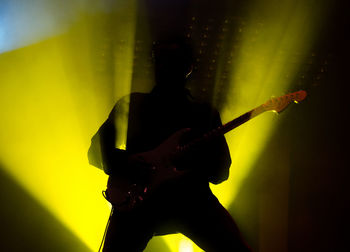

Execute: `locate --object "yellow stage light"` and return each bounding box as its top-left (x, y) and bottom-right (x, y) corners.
top-left (210, 0), bottom-right (329, 209)
top-left (0, 0), bottom-right (138, 250)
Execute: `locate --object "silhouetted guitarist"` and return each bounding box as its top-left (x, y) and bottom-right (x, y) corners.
top-left (88, 39), bottom-right (252, 252)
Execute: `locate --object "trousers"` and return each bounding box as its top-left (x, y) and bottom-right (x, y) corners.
top-left (102, 193), bottom-right (251, 252)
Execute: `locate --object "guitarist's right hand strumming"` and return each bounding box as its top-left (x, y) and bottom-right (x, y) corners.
top-left (105, 128), bottom-right (192, 212)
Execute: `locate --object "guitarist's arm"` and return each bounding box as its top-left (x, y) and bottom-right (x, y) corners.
top-left (181, 109), bottom-right (231, 185)
top-left (201, 109), bottom-right (231, 184)
top-left (88, 98), bottom-right (130, 175)
top-left (87, 114), bottom-right (128, 174)
top-left (98, 116), bottom-right (129, 176)
top-left (97, 103), bottom-right (154, 178)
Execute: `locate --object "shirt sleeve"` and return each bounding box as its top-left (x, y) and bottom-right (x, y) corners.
top-left (87, 100), bottom-right (129, 175)
top-left (179, 105), bottom-right (232, 184)
top-left (205, 109), bottom-right (231, 184)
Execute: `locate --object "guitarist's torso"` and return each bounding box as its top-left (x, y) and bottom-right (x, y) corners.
top-left (107, 89), bottom-right (228, 208)
top-left (125, 92), bottom-right (216, 154)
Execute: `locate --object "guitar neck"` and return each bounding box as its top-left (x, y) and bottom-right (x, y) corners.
top-left (181, 90), bottom-right (306, 152)
top-left (218, 105), bottom-right (265, 135)
top-left (181, 105), bottom-right (265, 151)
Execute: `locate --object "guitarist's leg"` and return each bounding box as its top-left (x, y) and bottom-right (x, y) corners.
top-left (103, 208), bottom-right (154, 252)
top-left (180, 195), bottom-right (252, 252)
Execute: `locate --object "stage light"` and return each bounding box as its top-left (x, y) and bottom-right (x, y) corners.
top-left (0, 0), bottom-right (137, 250)
top-left (210, 0), bottom-right (329, 211)
top-left (0, 0), bottom-right (77, 53)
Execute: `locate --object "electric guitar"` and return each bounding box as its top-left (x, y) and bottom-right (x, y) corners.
top-left (105, 90), bottom-right (307, 211)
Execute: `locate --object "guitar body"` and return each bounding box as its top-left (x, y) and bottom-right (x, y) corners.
top-left (105, 129), bottom-right (189, 212)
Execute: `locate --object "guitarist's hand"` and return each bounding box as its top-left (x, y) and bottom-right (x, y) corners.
top-left (125, 153), bottom-right (155, 178)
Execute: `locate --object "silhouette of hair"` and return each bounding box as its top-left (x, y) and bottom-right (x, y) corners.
top-left (152, 37), bottom-right (194, 76)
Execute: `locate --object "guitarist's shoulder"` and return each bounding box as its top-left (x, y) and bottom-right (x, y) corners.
top-left (187, 98), bottom-right (222, 123)
top-left (110, 92), bottom-right (149, 114)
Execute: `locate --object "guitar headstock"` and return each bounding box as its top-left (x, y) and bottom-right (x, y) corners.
top-left (262, 90), bottom-right (307, 113)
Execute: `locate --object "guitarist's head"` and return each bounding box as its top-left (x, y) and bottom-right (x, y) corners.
top-left (152, 38), bottom-right (194, 90)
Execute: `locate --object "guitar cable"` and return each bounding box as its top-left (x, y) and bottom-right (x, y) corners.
top-left (98, 190), bottom-right (114, 252)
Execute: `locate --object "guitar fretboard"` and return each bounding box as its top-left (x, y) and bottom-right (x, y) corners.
top-left (181, 105), bottom-right (265, 152)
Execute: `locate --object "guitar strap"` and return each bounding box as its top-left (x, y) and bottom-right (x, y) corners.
top-left (98, 197), bottom-right (114, 252)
